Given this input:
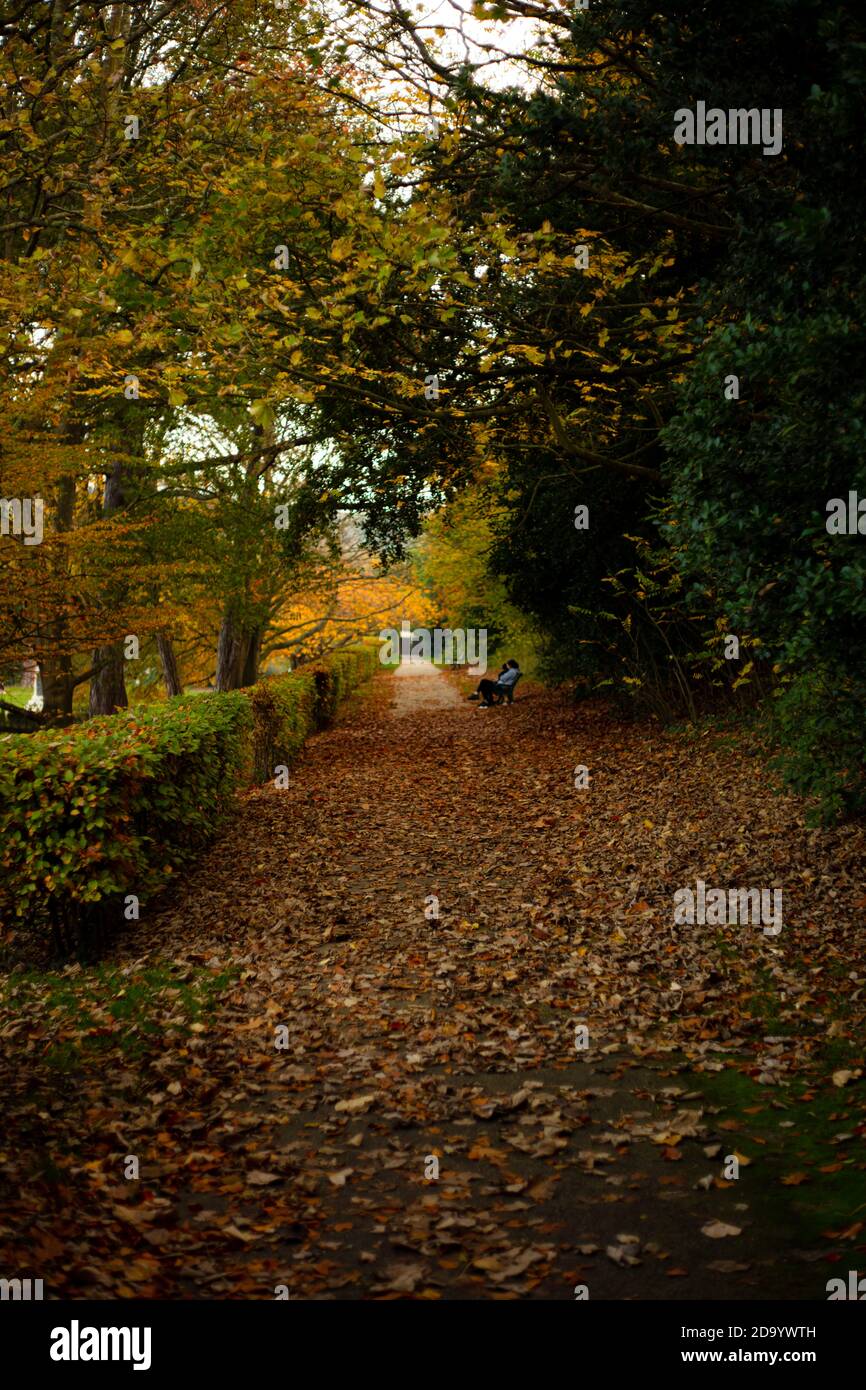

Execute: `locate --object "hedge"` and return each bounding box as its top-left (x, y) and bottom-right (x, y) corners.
top-left (0, 643), bottom-right (378, 950)
top-left (249, 642), bottom-right (379, 782)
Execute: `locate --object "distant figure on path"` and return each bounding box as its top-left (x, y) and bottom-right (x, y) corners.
top-left (467, 659), bottom-right (521, 708)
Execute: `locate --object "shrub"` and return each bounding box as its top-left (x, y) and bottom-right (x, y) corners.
top-left (248, 671), bottom-right (318, 783)
top-left (305, 642), bottom-right (380, 726)
top-left (769, 670), bottom-right (866, 825)
top-left (0, 644), bottom-right (378, 951)
top-left (0, 693), bottom-right (251, 950)
top-left (248, 642), bottom-right (378, 781)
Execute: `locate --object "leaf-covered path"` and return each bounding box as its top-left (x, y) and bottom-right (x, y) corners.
top-left (3, 666), bottom-right (865, 1299)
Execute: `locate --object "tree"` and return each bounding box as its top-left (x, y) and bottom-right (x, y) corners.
top-left (0, 0), bottom-right (413, 709)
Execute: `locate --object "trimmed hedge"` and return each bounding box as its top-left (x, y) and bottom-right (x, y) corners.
top-left (248, 670), bottom-right (318, 784)
top-left (248, 642), bottom-right (379, 782)
top-left (308, 645), bottom-right (381, 722)
top-left (0, 644), bottom-right (378, 949)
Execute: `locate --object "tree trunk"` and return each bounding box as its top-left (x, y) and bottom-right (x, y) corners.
top-left (215, 609), bottom-right (247, 691)
top-left (240, 626), bottom-right (262, 687)
top-left (49, 0), bottom-right (69, 57)
top-left (156, 631), bottom-right (182, 697)
top-left (89, 642), bottom-right (128, 716)
top-left (38, 472), bottom-right (76, 721)
top-left (40, 651), bottom-right (74, 720)
top-left (89, 459), bottom-right (128, 715)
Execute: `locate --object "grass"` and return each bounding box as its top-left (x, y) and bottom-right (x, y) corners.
top-left (0, 961), bottom-right (237, 1069)
top-left (0, 684), bottom-right (34, 708)
top-left (691, 927), bottom-right (866, 1244)
top-left (693, 1061), bottom-right (866, 1245)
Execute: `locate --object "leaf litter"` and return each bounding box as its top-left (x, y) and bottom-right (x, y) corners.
top-left (0, 673), bottom-right (864, 1298)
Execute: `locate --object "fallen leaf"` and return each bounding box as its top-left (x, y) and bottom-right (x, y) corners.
top-left (832, 1069), bottom-right (861, 1088)
top-left (327, 1167), bottom-right (354, 1187)
top-left (334, 1094), bottom-right (376, 1114)
top-left (701, 1221), bottom-right (742, 1239)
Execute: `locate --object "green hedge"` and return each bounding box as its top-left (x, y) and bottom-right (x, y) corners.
top-left (248, 643), bottom-right (378, 782)
top-left (0, 644), bottom-right (377, 949)
top-left (307, 644), bottom-right (380, 723)
top-left (248, 670), bottom-right (318, 784)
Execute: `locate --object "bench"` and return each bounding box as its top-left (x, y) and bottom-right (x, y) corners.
top-left (496, 673), bottom-right (522, 704)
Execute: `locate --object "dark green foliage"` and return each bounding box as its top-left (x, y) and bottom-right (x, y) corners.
top-left (438, 0), bottom-right (866, 817)
top-left (660, 5), bottom-right (866, 816)
top-left (249, 672), bottom-right (318, 784)
top-left (769, 670), bottom-right (866, 822)
top-left (491, 459), bottom-right (652, 684)
top-left (306, 644), bottom-right (380, 723)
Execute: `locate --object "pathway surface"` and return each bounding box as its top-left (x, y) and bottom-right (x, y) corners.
top-left (3, 666), bottom-right (864, 1299)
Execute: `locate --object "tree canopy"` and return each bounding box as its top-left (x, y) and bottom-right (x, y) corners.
top-left (2, 0), bottom-right (864, 814)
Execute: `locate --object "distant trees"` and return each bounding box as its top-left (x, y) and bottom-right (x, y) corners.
top-left (338, 0), bottom-right (866, 816)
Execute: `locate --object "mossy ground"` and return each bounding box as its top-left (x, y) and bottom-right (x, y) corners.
top-left (1, 963), bottom-right (237, 1070)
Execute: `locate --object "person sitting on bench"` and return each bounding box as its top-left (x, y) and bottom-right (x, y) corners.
top-left (468, 659), bottom-right (521, 707)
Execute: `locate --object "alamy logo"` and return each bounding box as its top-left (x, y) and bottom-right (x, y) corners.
top-left (826, 1271), bottom-right (866, 1300)
top-left (673, 879), bottom-right (782, 936)
top-left (826, 491), bottom-right (866, 534)
top-left (0, 1276), bottom-right (43, 1299)
top-left (379, 620), bottom-right (487, 674)
top-left (0, 497), bottom-right (44, 545)
top-left (673, 102), bottom-right (782, 156)
top-left (50, 1320), bottom-right (152, 1372)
